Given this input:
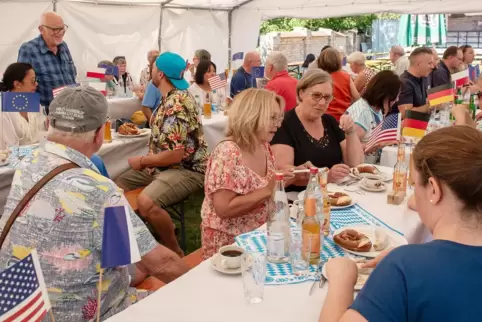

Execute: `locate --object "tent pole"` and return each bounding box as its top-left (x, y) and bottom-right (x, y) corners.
top-left (53, 0), bottom-right (57, 11)
top-left (158, 4), bottom-right (163, 50)
top-left (228, 9), bottom-right (232, 70)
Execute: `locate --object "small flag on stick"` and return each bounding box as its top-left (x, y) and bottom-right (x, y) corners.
top-left (232, 52), bottom-right (244, 61)
top-left (365, 113), bottom-right (401, 153)
top-left (98, 65), bottom-right (119, 77)
top-left (53, 84), bottom-right (80, 98)
top-left (451, 69), bottom-right (470, 87)
top-left (251, 66), bottom-right (265, 79)
top-left (0, 249), bottom-right (52, 322)
top-left (428, 83), bottom-right (454, 106)
top-left (1, 92), bottom-right (40, 112)
top-left (208, 73), bottom-right (227, 91)
top-left (86, 68), bottom-right (107, 79)
top-left (402, 110), bottom-right (430, 139)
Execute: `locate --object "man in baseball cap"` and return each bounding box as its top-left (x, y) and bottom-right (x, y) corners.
top-left (116, 52), bottom-right (208, 256)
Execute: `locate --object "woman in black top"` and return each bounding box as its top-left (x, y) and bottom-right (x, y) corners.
top-left (271, 69), bottom-right (364, 191)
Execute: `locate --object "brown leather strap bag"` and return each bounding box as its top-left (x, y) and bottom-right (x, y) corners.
top-left (0, 162), bottom-right (79, 249)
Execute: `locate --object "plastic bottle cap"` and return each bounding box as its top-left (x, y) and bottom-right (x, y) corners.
top-left (309, 167), bottom-right (319, 174)
top-left (275, 173), bottom-right (284, 180)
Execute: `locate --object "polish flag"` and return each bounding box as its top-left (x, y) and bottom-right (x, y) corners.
top-left (86, 67), bottom-right (107, 79)
top-left (452, 69), bottom-right (470, 87)
top-left (88, 82), bottom-right (107, 96)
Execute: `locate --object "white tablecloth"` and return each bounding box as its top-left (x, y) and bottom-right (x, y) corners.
top-left (380, 145), bottom-right (412, 168)
top-left (108, 97), bottom-right (142, 120)
top-left (202, 113), bottom-right (228, 152)
top-left (107, 166), bottom-right (430, 322)
top-left (0, 134), bottom-right (149, 213)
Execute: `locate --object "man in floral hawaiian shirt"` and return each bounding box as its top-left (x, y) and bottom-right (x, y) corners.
top-left (117, 52), bottom-right (208, 256)
top-left (0, 86), bottom-right (188, 321)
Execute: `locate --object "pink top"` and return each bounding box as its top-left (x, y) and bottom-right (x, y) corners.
top-left (200, 140), bottom-right (276, 259)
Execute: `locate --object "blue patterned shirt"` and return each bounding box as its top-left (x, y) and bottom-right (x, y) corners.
top-left (17, 35), bottom-right (77, 109)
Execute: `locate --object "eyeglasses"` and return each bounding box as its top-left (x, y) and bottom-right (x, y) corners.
top-left (43, 25), bottom-right (68, 34)
top-left (271, 115), bottom-right (284, 124)
top-left (308, 92), bottom-right (333, 103)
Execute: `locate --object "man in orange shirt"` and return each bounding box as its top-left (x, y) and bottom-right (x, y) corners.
top-left (264, 51), bottom-right (298, 111)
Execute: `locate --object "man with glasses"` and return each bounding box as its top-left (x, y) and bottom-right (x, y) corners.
top-left (230, 51), bottom-right (262, 97)
top-left (430, 46), bottom-right (464, 88)
top-left (17, 12), bottom-right (77, 113)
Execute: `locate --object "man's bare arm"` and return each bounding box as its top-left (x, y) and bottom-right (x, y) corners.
top-left (136, 244), bottom-right (189, 283)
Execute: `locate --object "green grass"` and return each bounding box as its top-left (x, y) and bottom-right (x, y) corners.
top-left (173, 190), bottom-right (204, 255)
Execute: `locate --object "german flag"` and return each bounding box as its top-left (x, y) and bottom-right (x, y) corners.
top-left (402, 110), bottom-right (430, 138)
top-left (428, 83), bottom-right (454, 106)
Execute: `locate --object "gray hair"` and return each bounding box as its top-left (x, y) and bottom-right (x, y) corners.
top-left (47, 127), bottom-right (97, 143)
top-left (296, 69), bottom-right (332, 101)
top-left (347, 51), bottom-right (366, 65)
top-left (390, 45), bottom-right (405, 56)
top-left (194, 49), bottom-right (211, 61)
top-left (266, 51), bottom-right (288, 72)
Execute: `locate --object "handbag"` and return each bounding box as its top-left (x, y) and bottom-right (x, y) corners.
top-left (0, 162), bottom-right (79, 249)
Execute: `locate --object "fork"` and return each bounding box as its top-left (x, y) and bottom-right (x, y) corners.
top-left (309, 262), bottom-right (324, 295)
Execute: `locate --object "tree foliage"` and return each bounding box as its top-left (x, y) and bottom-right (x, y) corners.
top-left (260, 13), bottom-right (401, 35)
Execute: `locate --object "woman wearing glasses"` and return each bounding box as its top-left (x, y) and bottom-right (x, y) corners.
top-left (272, 69), bottom-right (364, 188)
top-left (0, 63), bottom-right (47, 147)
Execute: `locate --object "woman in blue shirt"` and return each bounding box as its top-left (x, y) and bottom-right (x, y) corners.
top-left (319, 126), bottom-right (482, 322)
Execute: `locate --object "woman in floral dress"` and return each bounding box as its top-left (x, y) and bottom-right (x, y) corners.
top-left (201, 89), bottom-right (289, 259)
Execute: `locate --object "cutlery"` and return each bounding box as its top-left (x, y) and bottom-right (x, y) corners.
top-left (309, 262), bottom-right (323, 295)
top-left (319, 275), bottom-right (327, 288)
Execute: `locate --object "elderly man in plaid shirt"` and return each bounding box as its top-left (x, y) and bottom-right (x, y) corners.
top-left (17, 12), bottom-right (77, 113)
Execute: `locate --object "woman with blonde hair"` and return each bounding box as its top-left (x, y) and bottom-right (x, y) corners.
top-left (200, 88), bottom-right (291, 259)
top-left (319, 126), bottom-right (482, 322)
top-left (347, 51), bottom-right (377, 95)
top-left (272, 69), bottom-right (364, 190)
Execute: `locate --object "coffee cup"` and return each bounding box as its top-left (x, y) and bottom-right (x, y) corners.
top-left (218, 245), bottom-right (245, 269)
top-left (361, 174), bottom-right (385, 189)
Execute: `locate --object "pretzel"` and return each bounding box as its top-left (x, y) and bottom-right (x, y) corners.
top-left (119, 123), bottom-right (140, 135)
top-left (334, 229), bottom-right (372, 252)
top-left (328, 192), bottom-right (352, 206)
top-left (356, 165), bottom-right (378, 174)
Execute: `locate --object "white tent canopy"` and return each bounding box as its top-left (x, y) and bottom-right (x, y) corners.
top-left (1, 0), bottom-right (482, 81)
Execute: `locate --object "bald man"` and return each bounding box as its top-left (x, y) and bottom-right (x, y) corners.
top-left (230, 50), bottom-right (262, 97)
top-left (139, 49), bottom-right (160, 87)
top-left (18, 12), bottom-right (77, 112)
top-left (389, 45), bottom-right (410, 76)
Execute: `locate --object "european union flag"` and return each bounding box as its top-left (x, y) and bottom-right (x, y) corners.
top-left (232, 52), bottom-right (244, 61)
top-left (99, 65), bottom-right (119, 77)
top-left (251, 66), bottom-right (265, 78)
top-left (1, 92), bottom-right (40, 113)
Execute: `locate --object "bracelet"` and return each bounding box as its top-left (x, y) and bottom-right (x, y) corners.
top-left (139, 156), bottom-right (145, 169)
top-left (344, 129), bottom-right (355, 135)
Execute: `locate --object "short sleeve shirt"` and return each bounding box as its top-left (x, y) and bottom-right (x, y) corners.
top-left (149, 89), bottom-right (208, 173)
top-left (0, 141), bottom-right (157, 321)
top-left (351, 240), bottom-right (482, 322)
top-left (271, 109), bottom-right (345, 191)
top-left (430, 61), bottom-right (451, 88)
top-left (398, 71), bottom-right (429, 108)
top-left (141, 81), bottom-right (161, 111)
top-left (17, 35), bottom-right (77, 108)
top-left (347, 98), bottom-right (382, 141)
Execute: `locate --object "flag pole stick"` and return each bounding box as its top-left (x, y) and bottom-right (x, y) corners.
top-left (50, 309), bottom-right (56, 322)
top-left (96, 269), bottom-right (103, 322)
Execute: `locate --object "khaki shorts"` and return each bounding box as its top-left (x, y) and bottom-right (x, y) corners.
top-left (118, 168), bottom-right (204, 208)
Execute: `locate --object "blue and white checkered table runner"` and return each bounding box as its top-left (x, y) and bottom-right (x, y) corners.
top-left (235, 203), bottom-right (403, 285)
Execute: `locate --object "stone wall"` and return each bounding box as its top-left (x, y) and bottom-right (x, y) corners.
top-left (260, 28), bottom-right (352, 63)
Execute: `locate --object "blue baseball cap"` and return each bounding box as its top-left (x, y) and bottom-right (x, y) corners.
top-left (155, 52), bottom-right (189, 90)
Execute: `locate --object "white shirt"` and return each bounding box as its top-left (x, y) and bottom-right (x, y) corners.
top-left (1, 109), bottom-right (47, 147)
top-left (393, 56), bottom-right (410, 76)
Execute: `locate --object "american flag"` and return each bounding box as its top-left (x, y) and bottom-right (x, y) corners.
top-left (52, 83), bottom-right (80, 98)
top-left (208, 73), bottom-right (227, 91)
top-left (364, 113), bottom-right (401, 153)
top-left (0, 250), bottom-right (51, 322)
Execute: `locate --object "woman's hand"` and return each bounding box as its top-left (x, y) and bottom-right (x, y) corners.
top-left (325, 257), bottom-right (358, 287)
top-left (328, 164), bottom-right (350, 183)
top-left (339, 114), bottom-right (356, 134)
top-left (359, 248), bottom-right (393, 268)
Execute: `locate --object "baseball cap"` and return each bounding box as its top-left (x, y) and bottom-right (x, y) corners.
top-left (49, 86), bottom-right (108, 133)
top-left (155, 52), bottom-right (189, 90)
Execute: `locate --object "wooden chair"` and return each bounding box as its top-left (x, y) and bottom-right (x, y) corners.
top-left (125, 187), bottom-right (188, 251)
top-left (136, 248), bottom-right (203, 291)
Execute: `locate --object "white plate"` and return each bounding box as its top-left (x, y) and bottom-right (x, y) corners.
top-left (322, 262), bottom-right (372, 291)
top-left (359, 182), bottom-right (387, 192)
top-left (210, 253), bottom-right (252, 275)
top-left (333, 225), bottom-right (408, 258)
top-left (350, 170), bottom-right (392, 182)
top-left (116, 128), bottom-right (150, 138)
top-left (297, 191), bottom-right (355, 209)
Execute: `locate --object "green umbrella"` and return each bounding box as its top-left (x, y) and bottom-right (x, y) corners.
top-left (398, 14), bottom-right (447, 47)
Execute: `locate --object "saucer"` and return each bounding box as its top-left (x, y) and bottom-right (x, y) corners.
top-left (210, 253), bottom-right (252, 275)
top-left (360, 182), bottom-right (386, 192)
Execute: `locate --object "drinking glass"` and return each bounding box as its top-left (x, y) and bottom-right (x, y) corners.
top-left (104, 120), bottom-right (112, 142)
top-left (203, 103), bottom-right (212, 119)
top-left (290, 229), bottom-right (313, 276)
top-left (241, 252), bottom-right (267, 304)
